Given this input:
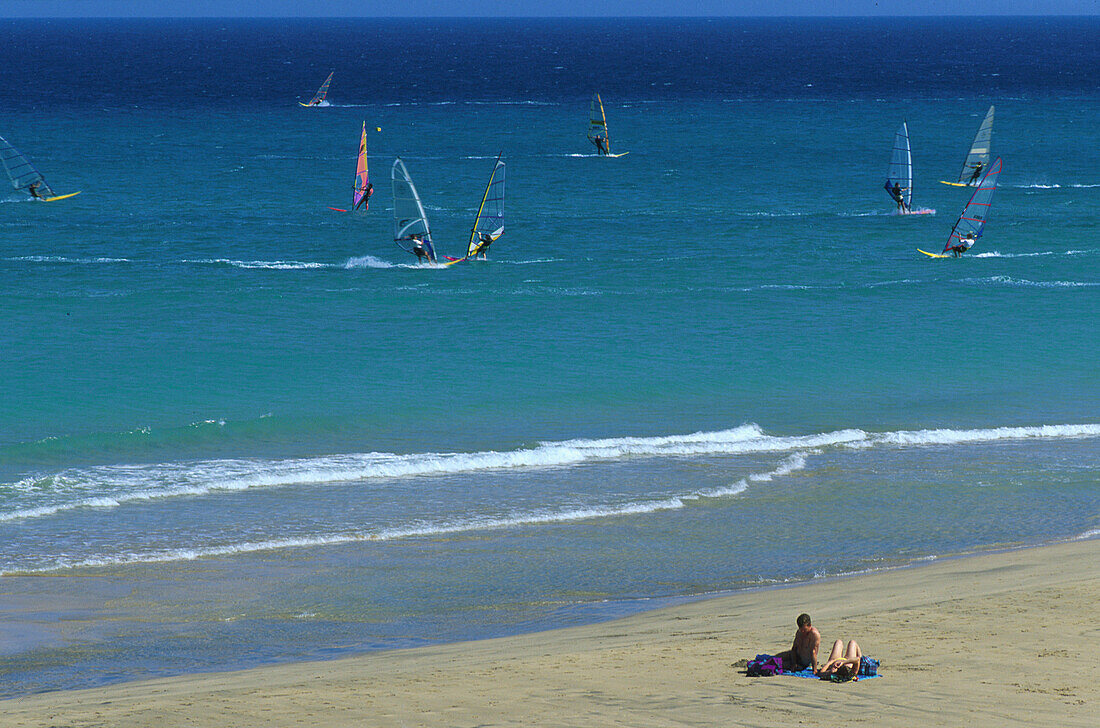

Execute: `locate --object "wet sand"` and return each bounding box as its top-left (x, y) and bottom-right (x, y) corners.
top-left (3, 537), bottom-right (1097, 727)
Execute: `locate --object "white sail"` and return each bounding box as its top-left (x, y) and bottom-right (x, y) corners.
top-left (391, 158), bottom-right (435, 262)
top-left (957, 105), bottom-right (994, 185)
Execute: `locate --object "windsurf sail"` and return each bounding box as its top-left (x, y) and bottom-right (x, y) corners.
top-left (587, 92), bottom-right (611, 153)
top-left (353, 122), bottom-right (371, 210)
top-left (944, 157), bottom-right (1002, 253)
top-left (956, 105), bottom-right (994, 185)
top-left (884, 121), bottom-right (912, 212)
top-left (466, 152), bottom-right (505, 258)
top-left (391, 158), bottom-right (436, 262)
top-left (305, 71), bottom-right (334, 105)
top-left (0, 135), bottom-right (57, 198)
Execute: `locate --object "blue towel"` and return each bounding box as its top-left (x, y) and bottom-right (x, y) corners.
top-left (784, 666), bottom-right (880, 680)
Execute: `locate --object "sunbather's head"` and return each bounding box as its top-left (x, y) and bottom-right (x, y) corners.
top-left (796, 613), bottom-right (812, 629)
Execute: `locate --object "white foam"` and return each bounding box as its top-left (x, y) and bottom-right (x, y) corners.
top-left (463, 100), bottom-right (554, 106)
top-left (3, 423), bottom-right (1097, 524)
top-left (4, 455), bottom-right (808, 574)
top-left (343, 255), bottom-right (396, 269)
top-left (504, 258), bottom-right (560, 265)
top-left (864, 423), bottom-right (1100, 447)
top-left (6, 255), bottom-right (132, 264)
top-left (865, 278), bottom-right (923, 288)
top-left (184, 258), bottom-right (333, 270)
top-left (960, 275), bottom-right (1099, 288)
top-left (1011, 183), bottom-right (1100, 189)
top-left (972, 251), bottom-right (1055, 258)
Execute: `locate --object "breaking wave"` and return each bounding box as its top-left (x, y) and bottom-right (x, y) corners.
top-left (4, 422), bottom-right (1098, 526)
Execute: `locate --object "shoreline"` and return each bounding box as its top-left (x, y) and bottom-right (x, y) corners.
top-left (3, 536), bottom-right (1097, 727)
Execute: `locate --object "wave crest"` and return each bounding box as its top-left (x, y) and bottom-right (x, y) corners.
top-left (3, 423), bottom-right (1098, 525)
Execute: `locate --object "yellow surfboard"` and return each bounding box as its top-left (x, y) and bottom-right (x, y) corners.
top-left (917, 248), bottom-right (951, 258)
top-left (43, 191), bottom-right (82, 202)
top-left (939, 180), bottom-right (970, 187)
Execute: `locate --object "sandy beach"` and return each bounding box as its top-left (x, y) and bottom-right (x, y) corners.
top-left (2, 537), bottom-right (1097, 727)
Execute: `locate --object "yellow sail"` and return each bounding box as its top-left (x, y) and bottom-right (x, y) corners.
top-left (587, 92), bottom-right (611, 154)
top-left (466, 152), bottom-right (505, 258)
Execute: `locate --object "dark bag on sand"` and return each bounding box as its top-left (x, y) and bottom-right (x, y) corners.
top-left (859, 656), bottom-right (879, 676)
top-left (747, 654), bottom-right (784, 677)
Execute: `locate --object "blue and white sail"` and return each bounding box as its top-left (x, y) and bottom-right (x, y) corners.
top-left (0, 135), bottom-right (56, 198)
top-left (884, 121), bottom-right (912, 212)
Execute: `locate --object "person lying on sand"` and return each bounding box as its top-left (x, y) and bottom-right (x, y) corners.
top-left (773, 613), bottom-right (820, 673)
top-left (818, 639), bottom-right (861, 679)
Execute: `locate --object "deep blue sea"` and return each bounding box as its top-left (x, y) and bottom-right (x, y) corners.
top-left (1, 17), bottom-right (1098, 697)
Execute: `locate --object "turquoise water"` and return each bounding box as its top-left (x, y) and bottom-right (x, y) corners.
top-left (1, 18), bottom-right (1098, 697)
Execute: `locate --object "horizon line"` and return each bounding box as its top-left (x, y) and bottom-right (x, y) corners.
top-left (3, 13), bottom-right (1099, 19)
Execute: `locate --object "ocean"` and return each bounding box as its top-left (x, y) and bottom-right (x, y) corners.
top-left (1, 17), bottom-right (1098, 697)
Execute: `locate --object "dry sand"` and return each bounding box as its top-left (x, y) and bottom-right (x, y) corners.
top-left (3, 537), bottom-right (1098, 727)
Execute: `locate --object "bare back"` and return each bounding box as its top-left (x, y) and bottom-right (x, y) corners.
top-left (790, 626), bottom-right (820, 671)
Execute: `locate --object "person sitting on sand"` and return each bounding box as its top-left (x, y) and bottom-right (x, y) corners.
top-left (773, 613), bottom-right (820, 673)
top-left (818, 639), bottom-right (861, 680)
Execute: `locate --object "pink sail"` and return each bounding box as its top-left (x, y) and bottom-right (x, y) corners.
top-left (352, 122), bottom-right (371, 210)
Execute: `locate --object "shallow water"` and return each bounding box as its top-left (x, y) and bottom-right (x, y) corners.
top-left (1, 17), bottom-right (1098, 697)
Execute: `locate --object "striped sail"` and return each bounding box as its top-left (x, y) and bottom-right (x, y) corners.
top-left (352, 122), bottom-right (370, 210)
top-left (884, 121), bottom-right (912, 211)
top-left (0, 135), bottom-right (55, 197)
top-left (306, 72), bottom-right (334, 105)
top-left (957, 105), bottom-right (994, 185)
top-left (944, 157), bottom-right (1002, 253)
top-left (466, 153), bottom-right (505, 258)
top-left (587, 92), bottom-right (610, 153)
top-left (391, 158), bottom-right (435, 262)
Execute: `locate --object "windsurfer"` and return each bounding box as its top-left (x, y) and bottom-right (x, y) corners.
top-left (28, 181), bottom-right (41, 199)
top-left (593, 135), bottom-right (607, 156)
top-left (949, 233), bottom-right (976, 257)
top-left (411, 235), bottom-right (431, 265)
top-left (891, 182), bottom-right (909, 212)
top-left (356, 182), bottom-right (373, 210)
top-left (967, 160), bottom-right (984, 185)
top-left (474, 232), bottom-right (494, 259)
